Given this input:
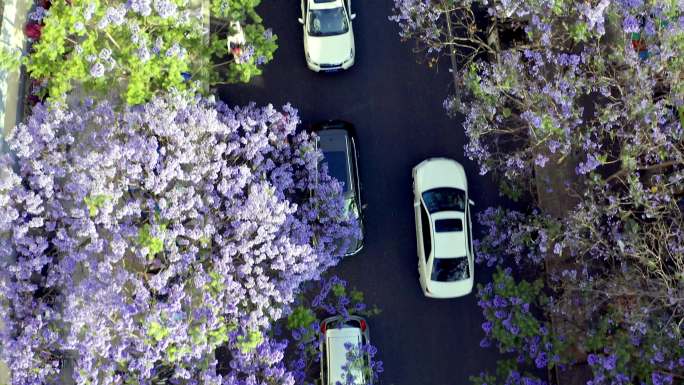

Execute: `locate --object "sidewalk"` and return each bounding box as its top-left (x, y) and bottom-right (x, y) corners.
top-left (535, 151), bottom-right (592, 385)
top-left (0, 0), bottom-right (27, 141)
top-left (1, 0), bottom-right (28, 382)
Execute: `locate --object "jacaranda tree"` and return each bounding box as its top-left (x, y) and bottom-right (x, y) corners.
top-left (392, 1), bottom-right (684, 384)
top-left (0, 94), bottom-right (359, 385)
top-left (23, 0), bottom-right (277, 105)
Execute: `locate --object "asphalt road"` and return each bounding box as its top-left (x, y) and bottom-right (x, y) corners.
top-left (218, 1), bottom-right (507, 384)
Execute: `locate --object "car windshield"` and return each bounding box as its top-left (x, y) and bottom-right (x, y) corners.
top-left (308, 7), bottom-right (349, 36)
top-left (431, 257), bottom-right (469, 282)
top-left (422, 187), bottom-right (466, 213)
top-left (322, 150), bottom-right (350, 193)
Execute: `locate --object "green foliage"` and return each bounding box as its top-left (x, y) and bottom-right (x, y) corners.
top-left (188, 322), bottom-right (235, 348)
top-left (236, 329), bottom-right (263, 353)
top-left (470, 359), bottom-right (545, 385)
top-left (166, 345), bottom-right (191, 362)
top-left (147, 321), bottom-right (170, 342)
top-left (551, 0), bottom-right (565, 15)
top-left (485, 270), bottom-right (544, 345)
top-left (83, 194), bottom-right (110, 217)
top-left (479, 269), bottom-right (567, 368)
top-left (570, 21), bottom-right (590, 43)
top-left (137, 223), bottom-right (167, 259)
top-left (209, 323), bottom-right (231, 346)
top-left (206, 270), bottom-right (223, 294)
top-left (23, 0), bottom-right (277, 105)
top-left (326, 280), bottom-right (382, 318)
top-left (211, 0), bottom-right (261, 22)
top-left (584, 310), bottom-right (684, 382)
top-left (498, 179), bottom-right (523, 202)
top-left (332, 282), bottom-right (346, 297)
top-left (465, 64), bottom-right (487, 102)
top-left (538, 115), bottom-right (562, 136)
top-left (287, 306), bottom-right (317, 331)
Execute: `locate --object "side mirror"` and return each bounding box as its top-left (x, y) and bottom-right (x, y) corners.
top-left (350, 13), bottom-right (356, 20)
top-left (414, 201), bottom-right (420, 207)
top-left (469, 199), bottom-right (475, 206)
top-left (298, 18), bottom-right (304, 24)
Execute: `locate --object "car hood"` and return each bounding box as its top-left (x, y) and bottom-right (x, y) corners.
top-left (415, 158), bottom-right (467, 191)
top-left (306, 32), bottom-right (353, 65)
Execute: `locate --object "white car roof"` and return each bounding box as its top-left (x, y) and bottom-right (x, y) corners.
top-left (309, 0), bottom-right (344, 10)
top-left (326, 327), bottom-right (365, 385)
top-left (432, 211), bottom-right (467, 258)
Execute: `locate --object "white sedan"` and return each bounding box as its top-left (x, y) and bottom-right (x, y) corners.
top-left (412, 158), bottom-right (475, 298)
top-left (299, 0), bottom-right (356, 72)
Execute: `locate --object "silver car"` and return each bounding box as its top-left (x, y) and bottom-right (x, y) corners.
top-left (314, 120), bottom-right (364, 256)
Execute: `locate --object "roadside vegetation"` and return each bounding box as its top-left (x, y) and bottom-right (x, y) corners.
top-left (20, 0), bottom-right (277, 105)
top-left (391, 0), bottom-right (684, 384)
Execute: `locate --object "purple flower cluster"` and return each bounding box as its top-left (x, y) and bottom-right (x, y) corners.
top-left (336, 342), bottom-right (383, 385)
top-left (475, 207), bottom-right (558, 268)
top-left (392, 0), bottom-right (684, 384)
top-left (470, 361), bottom-right (548, 385)
top-left (389, 0), bottom-right (449, 60)
top-left (153, 0), bottom-right (177, 18)
top-left (0, 95), bottom-right (360, 385)
top-left (476, 269), bottom-right (562, 371)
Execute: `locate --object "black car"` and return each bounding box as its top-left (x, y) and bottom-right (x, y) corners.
top-left (313, 120), bottom-right (364, 256)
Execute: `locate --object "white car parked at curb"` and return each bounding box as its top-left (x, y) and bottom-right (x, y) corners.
top-left (319, 315), bottom-right (372, 385)
top-left (412, 158), bottom-right (475, 298)
top-left (299, 0), bottom-right (356, 72)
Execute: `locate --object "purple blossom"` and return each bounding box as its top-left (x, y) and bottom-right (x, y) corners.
top-left (129, 0), bottom-right (153, 16)
top-left (99, 48), bottom-right (112, 60)
top-left (28, 6), bottom-right (47, 21)
top-left (535, 154), bottom-right (548, 168)
top-left (493, 295), bottom-right (508, 308)
top-left (89, 62), bottom-right (105, 78)
top-left (0, 96), bottom-right (359, 385)
top-left (652, 373), bottom-right (673, 385)
top-left (153, 0), bottom-right (177, 18)
top-left (603, 354), bottom-right (617, 370)
top-left (576, 154), bottom-right (601, 175)
top-left (623, 16), bottom-right (641, 33)
top-left (588, 354), bottom-right (599, 366)
top-left (482, 321), bottom-right (493, 333)
top-left (535, 352), bottom-right (548, 368)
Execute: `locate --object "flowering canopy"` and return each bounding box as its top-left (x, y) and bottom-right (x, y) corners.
top-left (24, 0), bottom-right (277, 105)
top-left (0, 95), bottom-right (359, 385)
top-left (393, 0), bottom-right (684, 383)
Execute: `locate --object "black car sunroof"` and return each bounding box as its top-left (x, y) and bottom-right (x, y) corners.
top-left (313, 0), bottom-right (336, 3)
